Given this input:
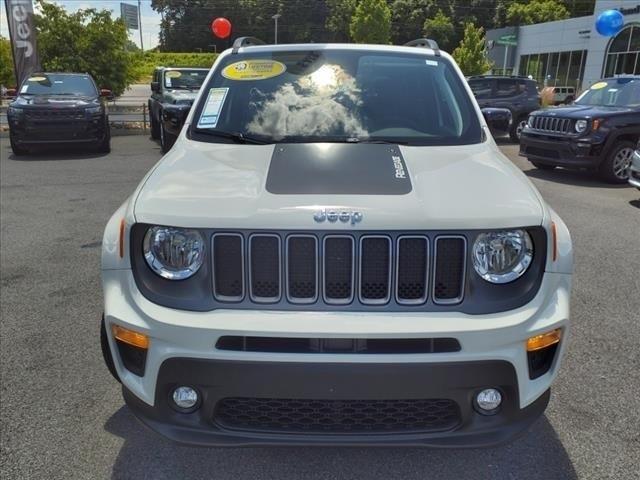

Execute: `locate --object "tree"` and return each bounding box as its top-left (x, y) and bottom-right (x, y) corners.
top-left (350, 0), bottom-right (392, 44)
top-left (506, 0), bottom-right (570, 26)
top-left (452, 23), bottom-right (492, 76)
top-left (423, 10), bottom-right (455, 51)
top-left (0, 36), bottom-right (15, 87)
top-left (35, 1), bottom-right (133, 95)
top-left (390, 0), bottom-right (438, 44)
top-left (326, 0), bottom-right (357, 41)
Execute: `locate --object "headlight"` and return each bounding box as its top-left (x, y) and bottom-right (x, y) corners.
top-left (143, 226), bottom-right (205, 280)
top-left (472, 230), bottom-right (533, 284)
top-left (527, 116), bottom-right (534, 127)
top-left (7, 106), bottom-right (23, 117)
top-left (85, 105), bottom-right (102, 114)
top-left (575, 119), bottom-right (588, 133)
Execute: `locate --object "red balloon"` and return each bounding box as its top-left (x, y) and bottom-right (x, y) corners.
top-left (211, 17), bottom-right (232, 39)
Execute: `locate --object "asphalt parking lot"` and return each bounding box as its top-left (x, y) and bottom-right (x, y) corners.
top-left (1, 135), bottom-right (639, 480)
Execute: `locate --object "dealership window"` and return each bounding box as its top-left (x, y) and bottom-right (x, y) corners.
top-left (604, 24), bottom-right (640, 77)
top-left (518, 50), bottom-right (586, 88)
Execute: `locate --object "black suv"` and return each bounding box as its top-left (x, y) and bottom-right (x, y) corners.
top-left (468, 75), bottom-right (540, 142)
top-left (7, 72), bottom-right (111, 155)
top-left (149, 67), bottom-right (209, 153)
top-left (520, 77), bottom-right (640, 183)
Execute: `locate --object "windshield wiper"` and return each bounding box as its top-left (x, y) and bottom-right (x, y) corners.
top-left (353, 137), bottom-right (410, 145)
top-left (192, 129), bottom-right (270, 145)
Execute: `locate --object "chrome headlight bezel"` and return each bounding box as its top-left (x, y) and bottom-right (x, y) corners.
top-left (574, 119), bottom-right (588, 133)
top-left (527, 115), bottom-right (535, 127)
top-left (472, 230), bottom-right (534, 284)
top-left (143, 226), bottom-right (205, 280)
top-left (85, 105), bottom-right (103, 115)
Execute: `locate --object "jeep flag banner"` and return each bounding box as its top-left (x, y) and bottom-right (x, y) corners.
top-left (4, 0), bottom-right (41, 85)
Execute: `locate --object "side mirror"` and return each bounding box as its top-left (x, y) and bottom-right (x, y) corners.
top-left (481, 107), bottom-right (512, 135)
top-left (151, 81), bottom-right (160, 93)
top-left (100, 88), bottom-right (113, 99)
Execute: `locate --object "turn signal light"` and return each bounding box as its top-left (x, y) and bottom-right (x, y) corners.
top-left (526, 329), bottom-right (562, 352)
top-left (111, 324), bottom-right (149, 349)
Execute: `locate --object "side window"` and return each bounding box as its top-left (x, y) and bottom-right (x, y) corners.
top-left (468, 79), bottom-right (493, 99)
top-left (495, 80), bottom-right (518, 98)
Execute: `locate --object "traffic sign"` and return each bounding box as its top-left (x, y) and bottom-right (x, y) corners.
top-left (120, 3), bottom-right (139, 30)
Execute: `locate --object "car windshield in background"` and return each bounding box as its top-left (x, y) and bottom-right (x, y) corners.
top-left (164, 70), bottom-right (208, 90)
top-left (20, 74), bottom-right (97, 96)
top-left (575, 78), bottom-right (640, 107)
top-left (190, 50), bottom-right (482, 146)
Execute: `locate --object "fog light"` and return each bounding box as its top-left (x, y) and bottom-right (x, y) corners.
top-left (172, 386), bottom-right (199, 411)
top-left (475, 388), bottom-right (502, 414)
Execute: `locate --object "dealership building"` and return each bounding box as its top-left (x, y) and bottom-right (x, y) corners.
top-left (486, 0), bottom-right (640, 90)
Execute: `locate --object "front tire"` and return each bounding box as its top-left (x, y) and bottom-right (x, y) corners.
top-left (150, 105), bottom-right (160, 140)
top-left (97, 126), bottom-right (111, 153)
top-left (510, 118), bottom-right (527, 143)
top-left (159, 120), bottom-right (175, 154)
top-left (599, 141), bottom-right (635, 184)
top-left (10, 135), bottom-right (28, 156)
top-left (531, 161), bottom-right (556, 171)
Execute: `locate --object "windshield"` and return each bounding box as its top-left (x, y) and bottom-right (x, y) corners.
top-left (575, 78), bottom-right (640, 107)
top-left (164, 70), bottom-right (208, 90)
top-left (190, 50), bottom-right (482, 146)
top-left (20, 74), bottom-right (97, 96)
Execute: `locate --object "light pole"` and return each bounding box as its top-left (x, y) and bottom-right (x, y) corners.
top-left (272, 14), bottom-right (281, 44)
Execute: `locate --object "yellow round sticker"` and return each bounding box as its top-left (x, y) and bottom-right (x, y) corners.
top-left (222, 60), bottom-right (287, 81)
top-left (165, 71), bottom-right (182, 78)
top-left (591, 81), bottom-right (608, 90)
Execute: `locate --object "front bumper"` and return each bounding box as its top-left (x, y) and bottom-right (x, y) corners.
top-left (519, 131), bottom-right (603, 169)
top-left (103, 269), bottom-right (570, 446)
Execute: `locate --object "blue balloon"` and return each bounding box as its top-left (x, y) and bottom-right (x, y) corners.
top-left (595, 9), bottom-right (624, 37)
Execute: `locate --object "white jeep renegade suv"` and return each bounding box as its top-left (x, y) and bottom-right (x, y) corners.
top-left (101, 38), bottom-right (573, 447)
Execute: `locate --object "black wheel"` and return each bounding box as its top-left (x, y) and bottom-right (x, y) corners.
top-left (159, 120), bottom-right (175, 154)
top-left (97, 126), bottom-right (111, 153)
top-left (531, 161), bottom-right (556, 171)
top-left (10, 135), bottom-right (28, 156)
top-left (599, 141), bottom-right (635, 184)
top-left (510, 117), bottom-right (527, 143)
top-left (150, 106), bottom-right (160, 140)
top-left (100, 316), bottom-right (121, 383)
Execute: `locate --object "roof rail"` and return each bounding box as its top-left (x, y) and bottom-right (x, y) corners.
top-left (232, 36), bottom-right (266, 54)
top-left (404, 38), bottom-right (440, 56)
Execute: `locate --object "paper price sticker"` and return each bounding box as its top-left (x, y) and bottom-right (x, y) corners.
top-left (165, 71), bottom-right (182, 78)
top-left (590, 82), bottom-right (608, 90)
top-left (197, 88), bottom-right (229, 129)
top-left (222, 60), bottom-right (286, 81)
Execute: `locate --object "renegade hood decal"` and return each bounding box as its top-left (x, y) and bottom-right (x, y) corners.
top-left (266, 144), bottom-right (412, 195)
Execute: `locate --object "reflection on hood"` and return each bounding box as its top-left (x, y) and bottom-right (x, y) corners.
top-left (247, 65), bottom-right (368, 139)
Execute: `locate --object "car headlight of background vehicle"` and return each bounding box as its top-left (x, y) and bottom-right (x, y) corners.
top-left (527, 116), bottom-right (535, 127)
top-left (574, 119), bottom-right (588, 133)
top-left (472, 230), bottom-right (533, 284)
top-left (85, 105), bottom-right (102, 115)
top-left (143, 226), bottom-right (205, 280)
top-left (7, 106), bottom-right (24, 117)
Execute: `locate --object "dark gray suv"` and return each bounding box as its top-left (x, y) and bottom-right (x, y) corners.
top-left (468, 75), bottom-right (540, 142)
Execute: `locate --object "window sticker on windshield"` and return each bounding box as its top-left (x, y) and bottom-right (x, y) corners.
top-left (20, 85), bottom-right (28, 93)
top-left (197, 87), bottom-right (229, 128)
top-left (222, 60), bottom-right (287, 81)
top-left (591, 82), bottom-right (608, 90)
top-left (28, 76), bottom-right (47, 82)
top-left (425, 60), bottom-right (438, 66)
top-left (166, 71), bottom-right (182, 78)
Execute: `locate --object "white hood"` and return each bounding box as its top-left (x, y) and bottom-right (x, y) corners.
top-left (133, 138), bottom-right (544, 230)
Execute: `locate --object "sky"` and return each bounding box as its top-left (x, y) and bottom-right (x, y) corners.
top-left (1, 0), bottom-right (162, 49)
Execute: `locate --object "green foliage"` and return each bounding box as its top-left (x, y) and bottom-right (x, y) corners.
top-left (350, 0), bottom-right (392, 44)
top-left (0, 36), bottom-right (15, 87)
top-left (452, 23), bottom-right (493, 76)
top-left (129, 52), bottom-right (218, 82)
top-left (507, 0), bottom-right (570, 26)
top-left (423, 9), bottom-right (455, 51)
top-left (326, 0), bottom-right (357, 41)
top-left (34, 0), bottom-right (132, 95)
top-left (390, 0), bottom-right (438, 44)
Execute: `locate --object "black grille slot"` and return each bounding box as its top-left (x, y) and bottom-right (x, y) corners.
top-left (287, 236), bottom-right (317, 302)
top-left (323, 236), bottom-right (354, 303)
top-left (212, 234), bottom-right (244, 301)
top-left (216, 336), bottom-right (461, 353)
top-left (249, 235), bottom-right (281, 301)
top-left (360, 236), bottom-right (391, 303)
top-left (433, 237), bottom-right (466, 304)
top-left (214, 397), bottom-right (461, 434)
top-left (396, 236), bottom-right (428, 303)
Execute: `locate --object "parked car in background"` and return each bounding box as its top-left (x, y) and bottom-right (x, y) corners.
top-left (468, 75), bottom-right (540, 142)
top-left (552, 86), bottom-right (576, 105)
top-left (629, 140), bottom-right (640, 189)
top-left (148, 67), bottom-right (209, 153)
top-left (520, 76), bottom-right (640, 183)
top-left (6, 72), bottom-right (111, 155)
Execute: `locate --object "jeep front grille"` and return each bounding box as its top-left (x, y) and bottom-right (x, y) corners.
top-left (530, 116), bottom-right (573, 134)
top-left (211, 232), bottom-right (467, 307)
